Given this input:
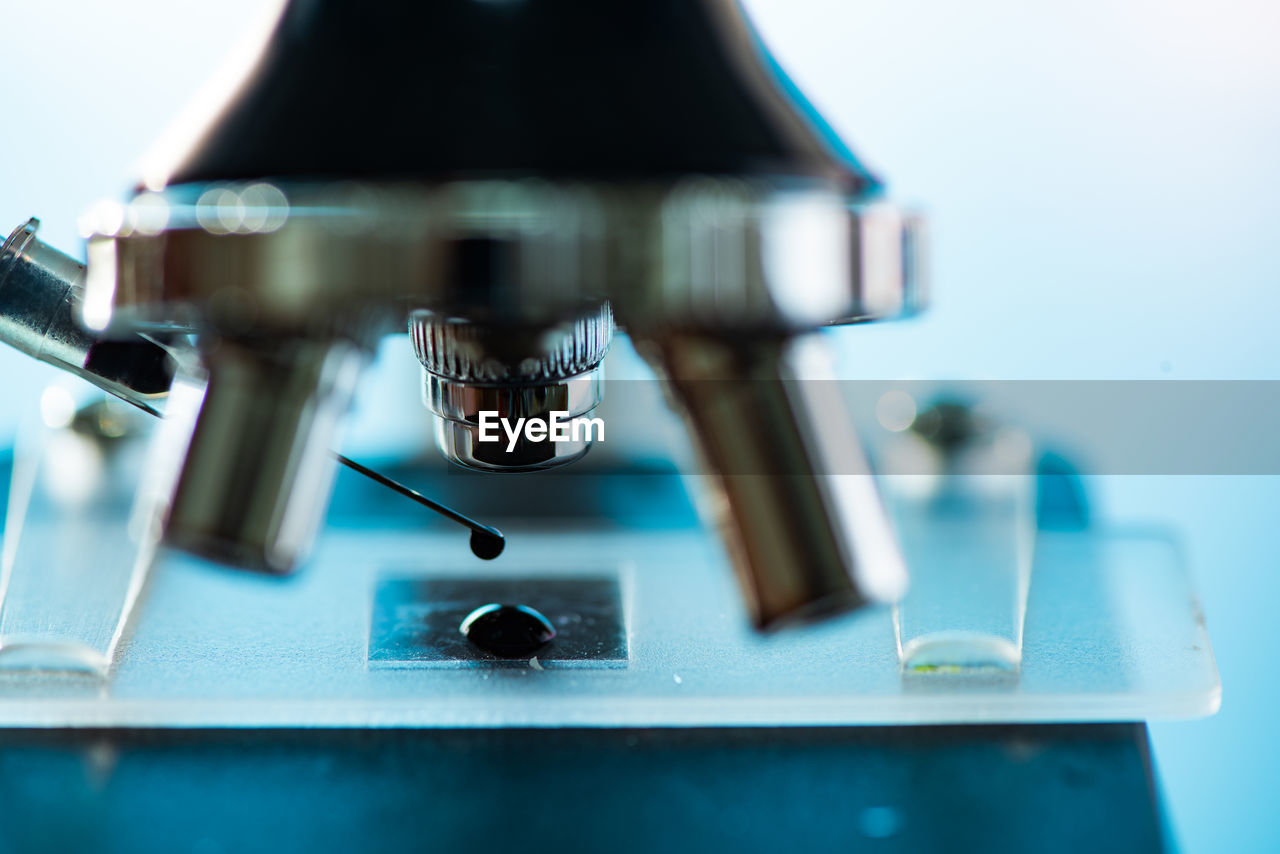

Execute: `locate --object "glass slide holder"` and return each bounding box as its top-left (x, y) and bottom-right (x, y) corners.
top-left (0, 386), bottom-right (156, 675)
top-left (886, 431), bottom-right (1036, 674)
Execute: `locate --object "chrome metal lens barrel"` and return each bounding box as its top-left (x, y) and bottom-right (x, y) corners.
top-left (411, 304), bottom-right (612, 471)
top-left (0, 219), bottom-right (174, 411)
top-left (159, 337), bottom-right (367, 573)
top-left (638, 332), bottom-right (907, 630)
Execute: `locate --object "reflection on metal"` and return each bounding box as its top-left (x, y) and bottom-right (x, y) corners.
top-left (412, 304), bottom-right (613, 472)
top-left (0, 219), bottom-right (174, 416)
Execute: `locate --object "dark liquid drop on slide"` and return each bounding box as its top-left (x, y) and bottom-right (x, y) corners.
top-left (460, 604), bottom-right (556, 658)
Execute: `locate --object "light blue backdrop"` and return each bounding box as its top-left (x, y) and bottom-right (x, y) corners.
top-left (2, 2), bottom-right (1277, 850)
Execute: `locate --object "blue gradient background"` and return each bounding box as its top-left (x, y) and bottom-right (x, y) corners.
top-left (2, 1), bottom-right (1278, 849)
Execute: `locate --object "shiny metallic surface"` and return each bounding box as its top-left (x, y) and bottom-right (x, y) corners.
top-left (83, 181), bottom-right (920, 334)
top-left (410, 304), bottom-right (614, 384)
top-left (0, 219), bottom-right (174, 410)
top-left (159, 337), bottom-right (367, 574)
top-left (412, 306), bottom-right (611, 471)
top-left (423, 368), bottom-right (603, 472)
top-left (432, 413), bottom-right (592, 473)
top-left (836, 204), bottom-right (928, 325)
top-left (79, 184), bottom-right (920, 604)
top-left (423, 372), bottom-right (604, 424)
top-left (419, 371), bottom-right (599, 425)
top-left (65, 0), bottom-right (923, 623)
top-left (638, 332), bottom-right (907, 630)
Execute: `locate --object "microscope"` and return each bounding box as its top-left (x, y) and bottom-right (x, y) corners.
top-left (0, 2), bottom-right (1219, 851)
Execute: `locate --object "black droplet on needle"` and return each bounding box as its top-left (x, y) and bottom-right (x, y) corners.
top-left (469, 529), bottom-right (505, 560)
top-left (334, 454), bottom-right (504, 560)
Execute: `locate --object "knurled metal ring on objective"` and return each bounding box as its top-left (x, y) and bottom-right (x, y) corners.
top-left (410, 302), bottom-right (613, 384)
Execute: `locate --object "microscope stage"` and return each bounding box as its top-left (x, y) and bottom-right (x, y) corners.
top-left (0, 525), bottom-right (1219, 728)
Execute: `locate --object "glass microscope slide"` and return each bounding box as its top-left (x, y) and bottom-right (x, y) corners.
top-left (0, 388), bottom-right (154, 675)
top-left (884, 428), bottom-right (1036, 674)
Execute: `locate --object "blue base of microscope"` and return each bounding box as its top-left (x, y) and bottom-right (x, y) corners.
top-left (0, 724), bottom-right (1168, 853)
